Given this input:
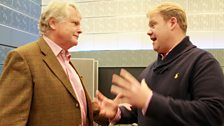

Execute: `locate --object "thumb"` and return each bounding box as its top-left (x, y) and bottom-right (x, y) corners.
top-left (140, 79), bottom-right (152, 100)
top-left (113, 93), bottom-right (124, 104)
top-left (141, 79), bottom-right (148, 89)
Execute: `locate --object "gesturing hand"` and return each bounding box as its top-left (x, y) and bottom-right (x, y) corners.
top-left (111, 69), bottom-right (152, 109)
top-left (95, 90), bottom-right (121, 120)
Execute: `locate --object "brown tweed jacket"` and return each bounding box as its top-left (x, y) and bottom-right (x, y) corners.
top-left (0, 38), bottom-right (94, 126)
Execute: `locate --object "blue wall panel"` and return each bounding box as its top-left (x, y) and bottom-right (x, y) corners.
top-left (0, 64), bottom-right (2, 75)
top-left (0, 0), bottom-right (41, 74)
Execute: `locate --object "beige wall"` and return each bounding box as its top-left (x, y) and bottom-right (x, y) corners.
top-left (42, 0), bottom-right (224, 70)
top-left (42, 0), bottom-right (224, 52)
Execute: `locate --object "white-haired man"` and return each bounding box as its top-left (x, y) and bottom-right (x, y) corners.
top-left (0, 0), bottom-right (97, 125)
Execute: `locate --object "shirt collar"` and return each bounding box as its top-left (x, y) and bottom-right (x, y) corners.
top-left (160, 41), bottom-right (181, 60)
top-left (43, 35), bottom-right (66, 57)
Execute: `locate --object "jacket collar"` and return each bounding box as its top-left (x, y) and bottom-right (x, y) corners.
top-left (153, 36), bottom-right (196, 73)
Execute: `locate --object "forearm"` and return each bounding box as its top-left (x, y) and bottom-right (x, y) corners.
top-left (116, 106), bottom-right (138, 124)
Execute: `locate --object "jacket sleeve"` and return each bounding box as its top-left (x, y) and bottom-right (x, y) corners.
top-left (117, 106), bottom-right (138, 124)
top-left (0, 50), bottom-right (32, 126)
top-left (145, 55), bottom-right (224, 126)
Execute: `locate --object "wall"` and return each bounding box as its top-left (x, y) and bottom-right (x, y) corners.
top-left (55, 0), bottom-right (224, 99)
top-left (40, 0), bottom-right (224, 68)
top-left (42, 0), bottom-right (224, 75)
top-left (41, 0), bottom-right (224, 51)
top-left (0, 0), bottom-right (41, 73)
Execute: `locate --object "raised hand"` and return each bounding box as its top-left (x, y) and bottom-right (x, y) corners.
top-left (111, 69), bottom-right (152, 109)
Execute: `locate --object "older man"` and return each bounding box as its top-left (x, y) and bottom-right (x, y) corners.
top-left (0, 0), bottom-right (94, 125)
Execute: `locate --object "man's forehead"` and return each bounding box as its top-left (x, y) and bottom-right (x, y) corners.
top-left (149, 12), bottom-right (161, 18)
top-left (149, 13), bottom-right (163, 20)
top-left (67, 6), bottom-right (81, 18)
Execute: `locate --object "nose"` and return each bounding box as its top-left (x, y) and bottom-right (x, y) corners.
top-left (78, 30), bottom-right (82, 34)
top-left (77, 27), bottom-right (82, 34)
top-left (147, 29), bottom-right (152, 36)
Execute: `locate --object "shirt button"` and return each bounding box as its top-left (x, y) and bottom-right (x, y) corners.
top-left (75, 103), bottom-right (79, 108)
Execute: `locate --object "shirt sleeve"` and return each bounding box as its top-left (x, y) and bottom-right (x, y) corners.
top-left (142, 92), bottom-right (153, 115)
top-left (109, 107), bottom-right (121, 125)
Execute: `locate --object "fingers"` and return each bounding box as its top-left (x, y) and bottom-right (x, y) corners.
top-left (113, 91), bottom-right (124, 102)
top-left (120, 68), bottom-right (139, 85)
top-left (96, 90), bottom-right (104, 101)
top-left (112, 69), bottom-right (140, 91)
top-left (112, 74), bottom-right (130, 90)
top-left (111, 85), bottom-right (126, 103)
top-left (111, 85), bottom-right (124, 96)
top-left (111, 87), bottom-right (131, 104)
top-left (96, 90), bottom-right (108, 106)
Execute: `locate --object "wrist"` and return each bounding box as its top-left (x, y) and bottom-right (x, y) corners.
top-left (140, 79), bottom-right (152, 109)
top-left (109, 107), bottom-right (121, 124)
top-left (142, 91), bottom-right (153, 114)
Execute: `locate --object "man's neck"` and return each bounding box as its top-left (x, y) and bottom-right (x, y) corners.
top-left (160, 35), bottom-right (186, 60)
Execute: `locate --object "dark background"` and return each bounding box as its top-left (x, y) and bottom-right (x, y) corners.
top-left (98, 67), bottom-right (145, 99)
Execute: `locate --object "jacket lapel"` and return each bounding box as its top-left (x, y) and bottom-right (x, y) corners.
top-left (37, 38), bottom-right (78, 100)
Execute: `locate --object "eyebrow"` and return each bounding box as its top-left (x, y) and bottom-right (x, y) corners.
top-left (70, 19), bottom-right (81, 25)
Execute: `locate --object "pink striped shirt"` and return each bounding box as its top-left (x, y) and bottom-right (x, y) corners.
top-left (43, 36), bottom-right (87, 126)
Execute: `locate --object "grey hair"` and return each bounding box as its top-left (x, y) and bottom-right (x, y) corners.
top-left (38, 0), bottom-right (81, 35)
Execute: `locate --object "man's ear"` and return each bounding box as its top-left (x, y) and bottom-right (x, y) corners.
top-left (48, 17), bottom-right (57, 30)
top-left (169, 17), bottom-right (178, 30)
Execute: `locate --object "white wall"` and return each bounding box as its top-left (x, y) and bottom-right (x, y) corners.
top-left (42, 0), bottom-right (224, 51)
